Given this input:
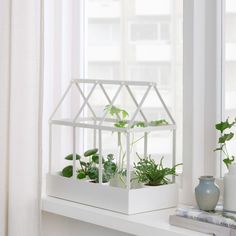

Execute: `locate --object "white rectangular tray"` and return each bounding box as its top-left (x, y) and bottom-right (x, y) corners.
top-left (46, 173), bottom-right (178, 214)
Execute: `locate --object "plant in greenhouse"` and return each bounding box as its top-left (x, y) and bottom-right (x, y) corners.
top-left (86, 153), bottom-right (117, 183)
top-left (105, 105), bottom-right (170, 188)
top-left (133, 154), bottom-right (182, 186)
top-left (61, 148), bottom-right (117, 183)
top-left (48, 79), bottom-right (179, 214)
top-left (104, 105), bottom-right (169, 169)
top-left (61, 153), bottom-right (81, 177)
top-left (214, 117), bottom-right (236, 169)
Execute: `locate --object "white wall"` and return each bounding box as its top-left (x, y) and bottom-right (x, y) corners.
top-left (42, 212), bottom-right (134, 236)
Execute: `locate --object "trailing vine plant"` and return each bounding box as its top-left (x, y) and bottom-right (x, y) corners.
top-left (214, 117), bottom-right (236, 169)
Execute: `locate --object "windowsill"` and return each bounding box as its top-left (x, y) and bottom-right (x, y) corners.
top-left (41, 196), bottom-right (207, 236)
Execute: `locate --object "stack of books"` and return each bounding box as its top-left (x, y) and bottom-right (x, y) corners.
top-left (170, 206), bottom-right (236, 236)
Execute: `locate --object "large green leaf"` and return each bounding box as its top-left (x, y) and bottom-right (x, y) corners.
top-left (215, 118), bottom-right (236, 132)
top-left (65, 153), bottom-right (81, 160)
top-left (62, 165), bottom-right (73, 178)
top-left (223, 156), bottom-right (235, 169)
top-left (84, 148), bottom-right (98, 157)
top-left (91, 154), bottom-right (104, 164)
top-left (77, 171), bottom-right (86, 179)
top-left (219, 132), bottom-right (234, 143)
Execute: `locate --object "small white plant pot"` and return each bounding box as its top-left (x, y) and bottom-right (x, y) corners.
top-left (109, 172), bottom-right (143, 189)
top-left (224, 164), bottom-right (236, 212)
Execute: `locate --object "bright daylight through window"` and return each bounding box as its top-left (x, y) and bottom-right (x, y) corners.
top-left (222, 0), bottom-right (236, 174)
top-left (85, 0), bottom-right (183, 168)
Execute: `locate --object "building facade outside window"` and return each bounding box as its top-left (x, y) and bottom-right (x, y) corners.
top-left (86, 0), bottom-right (183, 167)
top-left (222, 0), bottom-right (236, 174)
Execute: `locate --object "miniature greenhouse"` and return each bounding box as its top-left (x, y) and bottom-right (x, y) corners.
top-left (46, 79), bottom-right (179, 214)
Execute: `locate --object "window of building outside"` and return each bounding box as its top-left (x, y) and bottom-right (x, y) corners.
top-left (222, 0), bottom-right (236, 175)
top-left (85, 0), bottom-right (183, 168)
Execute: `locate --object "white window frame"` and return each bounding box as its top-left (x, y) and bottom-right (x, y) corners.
top-left (219, 0), bottom-right (236, 177)
top-left (181, 0), bottom-right (223, 204)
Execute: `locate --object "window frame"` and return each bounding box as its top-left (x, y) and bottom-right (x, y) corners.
top-left (181, 0), bottom-right (223, 204)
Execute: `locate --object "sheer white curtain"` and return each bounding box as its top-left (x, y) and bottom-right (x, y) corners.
top-left (0, 0), bottom-right (42, 235)
top-left (42, 0), bottom-right (78, 175)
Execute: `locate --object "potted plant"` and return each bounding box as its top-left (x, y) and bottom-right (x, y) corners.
top-left (133, 154), bottom-right (182, 186)
top-left (61, 148), bottom-right (117, 183)
top-left (214, 117), bottom-right (236, 212)
top-left (105, 104), bottom-right (170, 188)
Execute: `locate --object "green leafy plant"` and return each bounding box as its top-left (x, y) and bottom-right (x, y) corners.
top-left (105, 104), bottom-right (169, 129)
top-left (131, 121), bottom-right (147, 128)
top-left (76, 148), bottom-right (99, 180)
top-left (85, 153), bottom-right (117, 183)
top-left (214, 118), bottom-right (236, 169)
top-left (105, 105), bottom-right (129, 128)
top-left (149, 119), bottom-right (169, 126)
top-left (61, 153), bottom-right (82, 178)
top-left (104, 105), bottom-right (171, 188)
top-left (61, 148), bottom-right (117, 183)
top-left (133, 154), bottom-right (182, 186)
top-left (105, 104), bottom-right (170, 180)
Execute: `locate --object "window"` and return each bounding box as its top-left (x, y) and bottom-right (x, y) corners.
top-left (128, 64), bottom-right (171, 89)
top-left (88, 63), bottom-right (120, 80)
top-left (85, 0), bottom-right (183, 166)
top-left (129, 22), bottom-right (170, 42)
top-left (222, 0), bottom-right (236, 174)
top-left (88, 21), bottom-right (120, 45)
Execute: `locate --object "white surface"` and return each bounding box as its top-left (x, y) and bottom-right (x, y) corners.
top-left (46, 174), bottom-right (178, 214)
top-left (224, 164), bottom-right (236, 211)
top-left (42, 211), bottom-right (133, 236)
top-left (42, 196), bottom-right (208, 236)
top-left (182, 0), bottom-right (221, 204)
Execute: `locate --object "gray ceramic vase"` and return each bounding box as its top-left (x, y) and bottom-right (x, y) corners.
top-left (195, 176), bottom-right (220, 211)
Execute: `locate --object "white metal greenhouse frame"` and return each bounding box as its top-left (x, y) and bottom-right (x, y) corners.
top-left (49, 79), bottom-right (176, 190)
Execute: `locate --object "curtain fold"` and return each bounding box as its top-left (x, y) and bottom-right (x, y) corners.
top-left (0, 0), bottom-right (11, 235)
top-left (0, 0), bottom-right (42, 235)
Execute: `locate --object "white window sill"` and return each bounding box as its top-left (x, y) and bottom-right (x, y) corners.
top-left (41, 196), bottom-right (207, 236)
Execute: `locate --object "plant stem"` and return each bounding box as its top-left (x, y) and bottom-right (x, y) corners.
top-left (224, 145), bottom-right (230, 159)
top-left (222, 148), bottom-right (229, 160)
